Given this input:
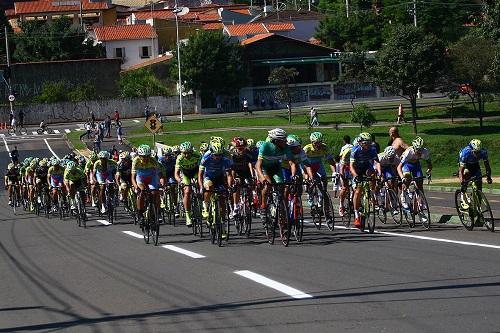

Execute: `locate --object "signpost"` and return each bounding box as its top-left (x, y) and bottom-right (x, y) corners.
top-left (144, 114), bottom-right (162, 146)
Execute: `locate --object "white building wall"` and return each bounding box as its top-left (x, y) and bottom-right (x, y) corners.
top-left (104, 38), bottom-right (159, 69)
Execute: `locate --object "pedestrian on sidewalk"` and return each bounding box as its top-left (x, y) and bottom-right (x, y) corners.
top-left (114, 109), bottom-right (120, 126)
top-left (310, 106), bottom-right (319, 127)
top-left (80, 122), bottom-right (92, 141)
top-left (104, 115), bottom-right (112, 138)
top-left (144, 105), bottom-right (150, 120)
top-left (243, 98), bottom-right (251, 115)
top-left (397, 103), bottom-right (405, 124)
top-left (90, 110), bottom-right (96, 127)
top-left (93, 133), bottom-right (101, 152)
top-left (117, 123), bottom-right (123, 145)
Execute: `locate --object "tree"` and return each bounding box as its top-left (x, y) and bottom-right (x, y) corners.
top-left (171, 30), bottom-right (247, 99)
top-left (373, 25), bottom-right (445, 134)
top-left (351, 103), bottom-right (376, 130)
top-left (67, 83), bottom-right (97, 102)
top-left (119, 68), bottom-right (169, 98)
top-left (338, 50), bottom-right (374, 107)
top-left (13, 17), bottom-right (104, 62)
top-left (0, 9), bottom-right (13, 64)
top-left (448, 33), bottom-right (499, 128)
top-left (479, 0), bottom-right (500, 42)
top-left (268, 66), bottom-right (299, 123)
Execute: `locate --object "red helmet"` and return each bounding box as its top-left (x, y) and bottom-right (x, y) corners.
top-left (232, 136), bottom-right (246, 148)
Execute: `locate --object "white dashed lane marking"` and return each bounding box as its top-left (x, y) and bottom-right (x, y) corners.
top-left (234, 270), bottom-right (313, 299)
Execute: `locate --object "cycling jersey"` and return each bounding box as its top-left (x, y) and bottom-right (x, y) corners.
top-left (231, 151), bottom-right (253, 177)
top-left (339, 144), bottom-right (353, 165)
top-left (94, 159), bottom-right (117, 184)
top-left (5, 168), bottom-right (20, 185)
top-left (48, 166), bottom-right (64, 187)
top-left (132, 156), bottom-right (160, 190)
top-left (377, 152), bottom-right (400, 179)
top-left (459, 145), bottom-right (488, 166)
top-left (159, 157), bottom-right (176, 177)
top-left (84, 160), bottom-right (95, 174)
top-left (35, 166), bottom-right (49, 179)
top-left (175, 152), bottom-right (201, 171)
top-left (400, 147), bottom-right (430, 178)
top-left (117, 160), bottom-right (132, 182)
top-left (350, 145), bottom-right (378, 175)
top-left (200, 152), bottom-right (232, 179)
top-left (258, 142), bottom-right (292, 168)
top-left (64, 167), bottom-right (85, 182)
top-left (303, 143), bottom-right (333, 177)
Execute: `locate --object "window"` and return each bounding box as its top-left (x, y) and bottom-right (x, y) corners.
top-left (140, 46), bottom-right (151, 58)
top-left (114, 47), bottom-right (125, 58)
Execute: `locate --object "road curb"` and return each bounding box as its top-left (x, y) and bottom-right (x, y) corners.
top-left (425, 185), bottom-right (500, 195)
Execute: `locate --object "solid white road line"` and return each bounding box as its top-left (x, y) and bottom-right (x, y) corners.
top-left (44, 139), bottom-right (60, 159)
top-left (489, 199), bottom-right (500, 203)
top-left (162, 245), bottom-right (206, 259)
top-left (64, 129), bottom-right (71, 133)
top-left (2, 136), bottom-right (10, 152)
top-left (97, 219), bottom-right (111, 226)
top-left (53, 129), bottom-right (60, 134)
top-left (234, 270), bottom-right (313, 299)
top-left (428, 196), bottom-right (444, 200)
top-left (123, 231), bottom-right (143, 239)
top-left (133, 120), bottom-right (140, 123)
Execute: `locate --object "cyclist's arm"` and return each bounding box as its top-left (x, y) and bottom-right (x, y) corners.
top-left (197, 167), bottom-right (203, 189)
top-left (350, 161), bottom-right (358, 178)
top-left (426, 160), bottom-right (432, 174)
top-left (247, 162), bottom-right (254, 179)
top-left (255, 158), bottom-right (265, 182)
top-left (174, 168), bottom-right (182, 183)
top-left (289, 160), bottom-right (298, 177)
top-left (375, 161), bottom-right (382, 178)
top-left (131, 171), bottom-right (138, 189)
top-left (397, 163), bottom-right (404, 179)
top-left (484, 160), bottom-right (492, 177)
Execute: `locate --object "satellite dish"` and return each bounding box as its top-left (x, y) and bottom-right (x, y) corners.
top-left (173, 6), bottom-right (189, 16)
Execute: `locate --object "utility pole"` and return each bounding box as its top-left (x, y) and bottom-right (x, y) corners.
top-left (413, 0), bottom-right (417, 27)
top-left (150, 0), bottom-right (155, 58)
top-left (308, 0), bottom-right (310, 11)
top-left (4, 26), bottom-right (14, 117)
top-left (346, 0), bottom-right (349, 18)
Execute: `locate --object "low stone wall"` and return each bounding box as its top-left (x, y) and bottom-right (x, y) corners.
top-left (1, 95), bottom-right (198, 125)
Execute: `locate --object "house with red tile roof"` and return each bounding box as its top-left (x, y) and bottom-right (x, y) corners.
top-left (223, 22), bottom-right (295, 39)
top-left (252, 10), bottom-right (323, 41)
top-left (91, 24), bottom-right (159, 69)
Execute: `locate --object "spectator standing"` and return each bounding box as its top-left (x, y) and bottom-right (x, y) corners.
top-left (18, 110), bottom-right (24, 129)
top-left (93, 133), bottom-right (101, 152)
top-left (397, 103), bottom-right (405, 124)
top-left (10, 145), bottom-right (19, 164)
top-left (310, 106), bottom-right (319, 127)
top-left (114, 109), bottom-right (120, 126)
top-left (144, 105), bottom-right (150, 120)
top-left (242, 98), bottom-right (250, 115)
top-left (90, 110), bottom-right (96, 126)
top-left (105, 115), bottom-right (112, 138)
top-left (117, 123), bottom-right (123, 145)
top-left (80, 121), bottom-right (92, 141)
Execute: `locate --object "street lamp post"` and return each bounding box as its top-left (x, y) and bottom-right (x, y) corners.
top-left (173, 7), bottom-right (183, 123)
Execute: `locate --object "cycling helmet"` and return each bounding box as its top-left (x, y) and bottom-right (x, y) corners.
top-left (180, 141), bottom-right (194, 153)
top-left (59, 159), bottom-right (66, 167)
top-left (137, 144), bottom-right (151, 156)
top-left (268, 128), bottom-right (287, 141)
top-left (199, 142), bottom-right (209, 153)
top-left (412, 136), bottom-right (424, 150)
top-left (287, 134), bottom-right (302, 147)
top-left (151, 151), bottom-right (157, 158)
top-left (66, 161), bottom-right (76, 171)
top-left (384, 146), bottom-right (396, 158)
top-left (119, 151), bottom-right (130, 160)
top-left (358, 132), bottom-right (372, 142)
top-left (210, 136), bottom-right (225, 146)
top-left (210, 141), bottom-right (224, 155)
top-left (470, 139), bottom-right (481, 152)
top-left (309, 132), bottom-right (323, 143)
top-left (232, 137), bottom-right (246, 148)
top-left (256, 140), bottom-right (265, 149)
top-left (246, 138), bottom-right (255, 148)
top-left (130, 152), bottom-right (137, 159)
top-left (172, 145), bottom-right (180, 154)
top-left (89, 151), bottom-right (98, 161)
top-left (8, 163), bottom-right (14, 170)
top-left (39, 159), bottom-right (48, 167)
top-left (98, 151), bottom-right (110, 159)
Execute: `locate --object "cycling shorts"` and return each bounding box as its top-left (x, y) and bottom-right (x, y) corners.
top-left (96, 171), bottom-right (114, 185)
top-left (402, 162), bottom-right (423, 178)
top-left (262, 164), bottom-right (284, 184)
top-left (203, 175), bottom-right (225, 189)
top-left (381, 165), bottom-right (396, 179)
top-left (234, 170), bottom-right (252, 182)
top-left (135, 169), bottom-right (159, 190)
top-left (464, 162), bottom-right (482, 178)
top-left (310, 163), bottom-right (326, 178)
top-left (50, 175), bottom-right (64, 188)
top-left (353, 162), bottom-right (374, 177)
top-left (180, 168), bottom-right (198, 186)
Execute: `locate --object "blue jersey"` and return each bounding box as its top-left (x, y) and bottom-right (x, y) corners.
top-left (459, 145), bottom-right (488, 166)
top-left (200, 151), bottom-right (232, 178)
top-left (350, 145), bottom-right (379, 165)
top-left (159, 157), bottom-right (176, 176)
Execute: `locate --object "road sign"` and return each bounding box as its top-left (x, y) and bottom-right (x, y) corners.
top-left (144, 114), bottom-right (161, 134)
top-left (8, 95), bottom-right (15, 102)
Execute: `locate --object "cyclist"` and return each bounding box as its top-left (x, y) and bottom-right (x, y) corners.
top-left (376, 146), bottom-right (400, 190)
top-left (158, 146), bottom-right (178, 215)
top-left (338, 136), bottom-right (353, 217)
top-left (229, 137), bottom-right (254, 218)
top-left (350, 132), bottom-right (380, 228)
top-left (10, 146), bottom-right (19, 165)
top-left (5, 162), bottom-right (20, 206)
top-left (34, 158), bottom-right (49, 203)
top-left (85, 151), bottom-right (98, 206)
top-left (92, 151), bottom-right (117, 214)
top-left (458, 139), bottom-right (492, 194)
top-left (174, 142), bottom-right (201, 227)
top-left (397, 136), bottom-right (432, 209)
top-left (25, 159), bottom-right (37, 211)
top-left (131, 144), bottom-right (161, 223)
top-left (64, 161), bottom-right (86, 210)
top-left (388, 127), bottom-right (409, 157)
top-left (199, 142), bottom-right (209, 156)
top-left (246, 138), bottom-right (258, 161)
top-left (115, 151), bottom-right (132, 203)
top-left (199, 140), bottom-right (233, 236)
top-left (283, 134), bottom-right (313, 182)
top-left (255, 128), bottom-right (295, 215)
top-left (47, 159), bottom-right (65, 212)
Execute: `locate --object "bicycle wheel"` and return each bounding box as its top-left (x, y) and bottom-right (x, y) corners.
top-left (323, 192), bottom-right (335, 231)
top-left (292, 197), bottom-right (304, 243)
top-left (209, 202), bottom-right (216, 244)
top-left (477, 191), bottom-right (494, 232)
top-left (58, 195), bottom-right (65, 220)
top-left (341, 194), bottom-right (352, 228)
top-left (151, 205), bottom-right (160, 246)
top-left (403, 191), bottom-right (416, 228)
top-left (387, 188), bottom-right (402, 226)
top-left (264, 200), bottom-right (276, 245)
top-left (376, 188), bottom-right (388, 224)
top-left (12, 187), bottom-right (17, 215)
top-left (214, 201), bottom-right (223, 247)
top-left (278, 200), bottom-right (291, 247)
top-left (366, 192), bottom-right (376, 234)
top-left (454, 190), bottom-right (474, 230)
top-left (414, 189), bottom-right (431, 229)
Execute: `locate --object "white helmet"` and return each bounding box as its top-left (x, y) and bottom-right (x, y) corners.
top-left (268, 128), bottom-right (287, 141)
top-left (384, 146), bottom-right (396, 158)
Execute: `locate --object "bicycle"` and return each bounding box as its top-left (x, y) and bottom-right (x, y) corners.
top-left (401, 175), bottom-right (432, 230)
top-left (233, 179), bottom-right (253, 238)
top-left (375, 177), bottom-right (402, 226)
top-left (454, 175), bottom-right (494, 232)
top-left (356, 176), bottom-right (377, 233)
top-left (74, 187), bottom-right (87, 228)
top-left (308, 176), bottom-right (335, 232)
top-left (51, 186), bottom-right (66, 220)
top-left (160, 184), bottom-right (177, 226)
top-left (8, 125), bottom-right (27, 135)
top-left (37, 126), bottom-right (54, 135)
top-left (8, 183), bottom-right (21, 215)
top-left (338, 176), bottom-right (354, 228)
top-left (262, 183), bottom-right (290, 246)
top-left (105, 182), bottom-right (118, 224)
top-left (288, 177), bottom-right (304, 244)
top-left (141, 187), bottom-right (160, 246)
top-left (206, 186), bottom-right (228, 247)
top-left (124, 184), bottom-right (138, 224)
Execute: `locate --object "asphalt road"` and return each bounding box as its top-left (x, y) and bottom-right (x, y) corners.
top-left (1, 132), bottom-right (500, 333)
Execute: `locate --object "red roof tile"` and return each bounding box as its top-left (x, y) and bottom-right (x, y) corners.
top-left (195, 12), bottom-right (220, 22)
top-left (225, 23), bottom-right (268, 37)
top-left (203, 22), bottom-right (223, 30)
top-left (134, 10), bottom-right (175, 20)
top-left (265, 22), bottom-right (295, 31)
top-left (229, 9), bottom-right (251, 15)
top-left (15, 0), bottom-right (109, 15)
top-left (5, 8), bottom-right (16, 17)
top-left (94, 24), bottom-right (157, 41)
top-left (240, 33), bottom-right (274, 45)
